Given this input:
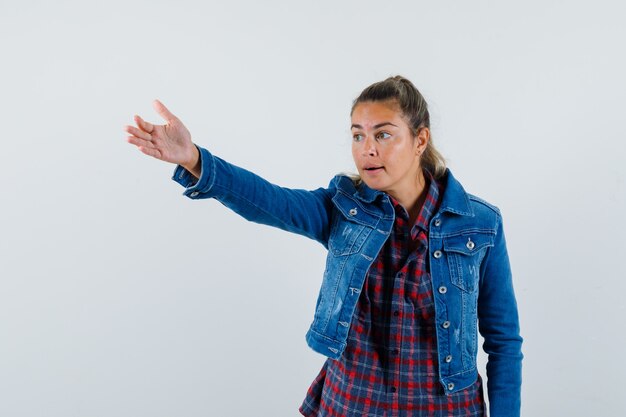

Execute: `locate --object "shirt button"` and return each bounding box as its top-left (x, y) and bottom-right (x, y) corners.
top-left (466, 239), bottom-right (475, 250)
top-left (190, 191), bottom-right (199, 197)
top-left (445, 355), bottom-right (453, 363)
top-left (394, 311), bottom-right (400, 317)
top-left (438, 286), bottom-right (447, 294)
top-left (442, 320), bottom-right (451, 329)
top-left (447, 383), bottom-right (455, 391)
top-left (349, 208), bottom-right (358, 216)
top-left (392, 349), bottom-right (399, 355)
top-left (433, 250), bottom-right (442, 259)
top-left (390, 387), bottom-right (397, 393)
top-left (434, 218), bottom-right (441, 226)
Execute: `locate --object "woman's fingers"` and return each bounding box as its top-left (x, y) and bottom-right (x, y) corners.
top-left (134, 114), bottom-right (154, 133)
top-left (153, 99), bottom-right (177, 123)
top-left (127, 135), bottom-right (156, 149)
top-left (138, 145), bottom-right (162, 159)
top-left (125, 124), bottom-right (152, 141)
top-left (125, 100), bottom-right (186, 163)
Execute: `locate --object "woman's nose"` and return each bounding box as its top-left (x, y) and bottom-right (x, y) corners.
top-left (362, 136), bottom-right (377, 156)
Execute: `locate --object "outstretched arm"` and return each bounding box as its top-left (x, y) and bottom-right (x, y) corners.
top-left (124, 100), bottom-right (335, 246)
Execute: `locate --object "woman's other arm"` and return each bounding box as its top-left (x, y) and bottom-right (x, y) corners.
top-left (477, 213), bottom-right (524, 417)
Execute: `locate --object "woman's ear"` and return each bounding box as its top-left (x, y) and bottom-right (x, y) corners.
top-left (415, 127), bottom-right (430, 154)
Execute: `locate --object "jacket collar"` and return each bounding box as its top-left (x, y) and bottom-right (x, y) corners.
top-left (350, 167), bottom-right (474, 217)
top-left (353, 179), bottom-right (384, 203)
top-left (437, 168), bottom-right (474, 217)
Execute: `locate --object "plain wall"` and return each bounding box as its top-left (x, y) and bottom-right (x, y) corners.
top-left (1, 0), bottom-right (625, 416)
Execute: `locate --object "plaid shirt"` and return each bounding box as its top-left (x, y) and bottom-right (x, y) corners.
top-left (300, 169), bottom-right (486, 417)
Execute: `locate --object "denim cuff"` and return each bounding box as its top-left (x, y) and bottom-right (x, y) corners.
top-left (171, 145), bottom-right (216, 199)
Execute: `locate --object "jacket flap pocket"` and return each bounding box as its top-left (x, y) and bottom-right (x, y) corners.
top-left (332, 192), bottom-right (379, 228)
top-left (443, 231), bottom-right (494, 255)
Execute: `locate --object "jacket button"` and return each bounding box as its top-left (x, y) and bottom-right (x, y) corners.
top-left (438, 286), bottom-right (447, 294)
top-left (466, 239), bottom-right (475, 250)
top-left (433, 250), bottom-right (442, 258)
top-left (349, 208), bottom-right (358, 216)
top-left (447, 383), bottom-right (455, 390)
top-left (442, 320), bottom-right (450, 329)
top-left (445, 355), bottom-right (453, 363)
top-left (190, 191), bottom-right (199, 197)
top-left (434, 218), bottom-right (441, 226)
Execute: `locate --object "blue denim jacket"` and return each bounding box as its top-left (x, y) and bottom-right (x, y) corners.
top-left (172, 145), bottom-right (523, 417)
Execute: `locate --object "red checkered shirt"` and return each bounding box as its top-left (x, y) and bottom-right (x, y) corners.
top-left (299, 169), bottom-right (486, 417)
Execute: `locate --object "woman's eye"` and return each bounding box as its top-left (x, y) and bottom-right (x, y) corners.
top-left (353, 134), bottom-right (364, 142)
top-left (376, 132), bottom-right (391, 140)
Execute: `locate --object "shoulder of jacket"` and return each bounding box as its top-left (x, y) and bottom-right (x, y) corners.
top-left (467, 193), bottom-right (502, 218)
top-left (328, 174), bottom-right (358, 194)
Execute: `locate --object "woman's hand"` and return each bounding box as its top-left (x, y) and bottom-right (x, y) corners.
top-left (124, 100), bottom-right (199, 170)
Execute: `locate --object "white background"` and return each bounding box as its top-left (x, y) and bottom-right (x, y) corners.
top-left (1, 1), bottom-right (625, 416)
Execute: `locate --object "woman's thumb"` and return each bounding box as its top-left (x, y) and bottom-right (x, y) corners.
top-left (153, 99), bottom-right (177, 123)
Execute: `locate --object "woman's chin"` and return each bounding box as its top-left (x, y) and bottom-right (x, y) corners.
top-left (360, 177), bottom-right (386, 192)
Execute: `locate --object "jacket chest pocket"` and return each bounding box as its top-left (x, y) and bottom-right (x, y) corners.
top-left (443, 232), bottom-right (494, 292)
top-left (328, 215), bottom-right (373, 256)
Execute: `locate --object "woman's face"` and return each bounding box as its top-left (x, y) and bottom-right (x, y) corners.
top-left (351, 100), bottom-right (425, 196)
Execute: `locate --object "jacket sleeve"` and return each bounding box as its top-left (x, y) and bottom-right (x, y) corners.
top-left (477, 212), bottom-right (523, 417)
top-left (171, 145), bottom-right (335, 247)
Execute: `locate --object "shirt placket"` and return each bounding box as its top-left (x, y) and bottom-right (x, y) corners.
top-left (386, 210), bottom-right (414, 417)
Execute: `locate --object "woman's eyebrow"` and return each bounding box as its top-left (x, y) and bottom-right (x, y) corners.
top-left (351, 122), bottom-right (398, 129)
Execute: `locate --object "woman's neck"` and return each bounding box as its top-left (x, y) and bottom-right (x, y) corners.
top-left (389, 168), bottom-right (428, 225)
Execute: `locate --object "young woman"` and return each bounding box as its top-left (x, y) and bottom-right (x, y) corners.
top-left (125, 76), bottom-right (523, 417)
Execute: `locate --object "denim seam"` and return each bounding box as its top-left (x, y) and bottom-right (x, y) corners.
top-left (335, 189), bottom-right (394, 220)
top-left (468, 193), bottom-right (501, 215)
